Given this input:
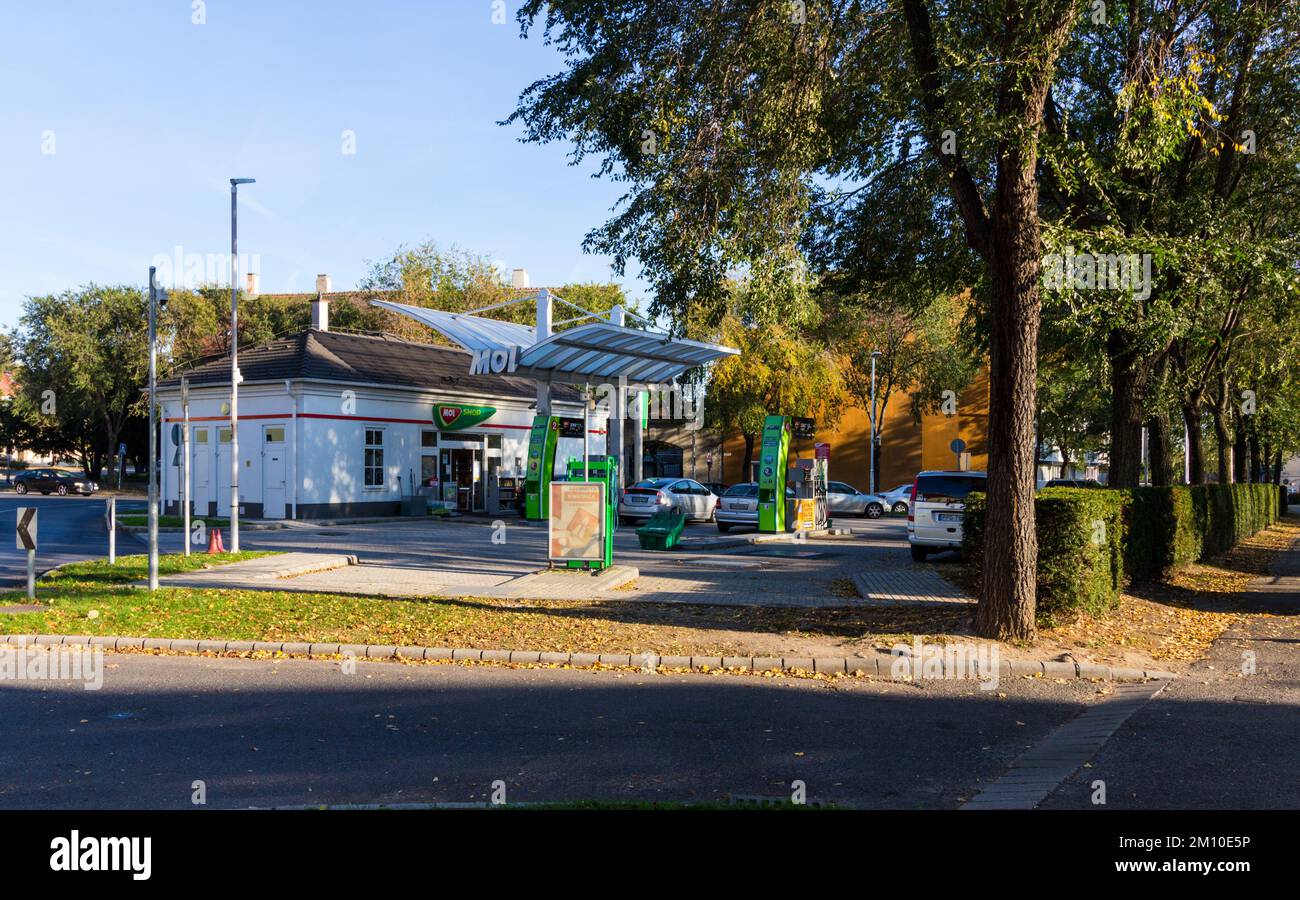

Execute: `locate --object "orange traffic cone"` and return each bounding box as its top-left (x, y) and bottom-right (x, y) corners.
top-left (207, 525), bottom-right (226, 555)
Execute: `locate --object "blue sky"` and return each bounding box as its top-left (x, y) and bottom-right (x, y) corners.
top-left (0, 0), bottom-right (639, 327)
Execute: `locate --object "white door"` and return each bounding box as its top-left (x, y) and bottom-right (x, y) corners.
top-left (190, 428), bottom-right (210, 514)
top-left (262, 425), bottom-right (287, 519)
top-left (215, 426), bottom-right (232, 517)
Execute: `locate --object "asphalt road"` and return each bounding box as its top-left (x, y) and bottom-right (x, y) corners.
top-left (0, 495), bottom-right (144, 588)
top-left (0, 651), bottom-right (1100, 810)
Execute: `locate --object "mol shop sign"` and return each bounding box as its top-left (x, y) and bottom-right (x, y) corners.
top-left (468, 345), bottom-right (520, 375)
top-left (434, 404), bottom-right (496, 431)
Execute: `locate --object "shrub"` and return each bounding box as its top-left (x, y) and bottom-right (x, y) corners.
top-left (966, 483), bottom-right (1283, 623)
top-left (963, 488), bottom-right (1126, 626)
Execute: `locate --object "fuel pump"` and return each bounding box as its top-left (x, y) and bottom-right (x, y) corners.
top-left (564, 455), bottom-right (618, 569)
top-left (523, 414), bottom-right (560, 520)
top-left (757, 415), bottom-right (791, 533)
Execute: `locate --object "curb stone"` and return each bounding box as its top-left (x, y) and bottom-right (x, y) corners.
top-left (0, 633), bottom-right (1179, 681)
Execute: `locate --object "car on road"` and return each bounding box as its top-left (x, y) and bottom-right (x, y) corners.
top-left (1043, 478), bottom-right (1105, 488)
top-left (907, 470), bottom-right (987, 561)
top-left (12, 468), bottom-right (99, 496)
top-left (618, 477), bottom-right (718, 525)
top-left (827, 481), bottom-right (890, 518)
top-left (879, 482), bottom-right (916, 514)
top-left (714, 482), bottom-right (794, 532)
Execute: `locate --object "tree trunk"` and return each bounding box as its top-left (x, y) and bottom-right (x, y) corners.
top-left (1146, 412), bottom-right (1171, 486)
top-left (1107, 330), bottom-right (1148, 488)
top-left (1059, 446), bottom-right (1071, 480)
top-left (1249, 434), bottom-right (1262, 482)
top-left (1232, 419), bottom-right (1248, 484)
top-left (1212, 408), bottom-right (1232, 484)
top-left (974, 160), bottom-right (1041, 643)
top-left (1272, 449), bottom-right (1284, 484)
top-left (1181, 403), bottom-right (1205, 484)
top-left (740, 433), bottom-right (755, 485)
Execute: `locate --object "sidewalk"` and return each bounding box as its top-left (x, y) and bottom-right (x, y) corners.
top-left (154, 552), bottom-right (639, 600)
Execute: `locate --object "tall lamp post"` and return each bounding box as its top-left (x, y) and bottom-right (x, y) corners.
top-left (229, 177), bottom-right (255, 553)
top-left (868, 350), bottom-right (881, 495)
top-left (147, 266), bottom-right (168, 591)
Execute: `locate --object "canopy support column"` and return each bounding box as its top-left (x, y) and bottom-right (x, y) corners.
top-left (535, 288), bottom-right (552, 417)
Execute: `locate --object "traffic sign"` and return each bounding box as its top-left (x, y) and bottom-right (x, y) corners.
top-left (950, 438), bottom-right (967, 455)
top-left (16, 506), bottom-right (36, 550)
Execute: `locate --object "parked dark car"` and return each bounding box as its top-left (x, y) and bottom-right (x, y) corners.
top-left (1044, 478), bottom-right (1105, 488)
top-left (12, 468), bottom-right (99, 496)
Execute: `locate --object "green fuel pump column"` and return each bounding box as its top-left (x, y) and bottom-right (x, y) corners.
top-left (523, 414), bottom-right (560, 520)
top-left (757, 415), bottom-right (792, 532)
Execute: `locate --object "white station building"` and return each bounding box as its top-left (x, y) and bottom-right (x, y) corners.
top-left (157, 284), bottom-right (737, 521)
top-left (156, 296), bottom-right (598, 519)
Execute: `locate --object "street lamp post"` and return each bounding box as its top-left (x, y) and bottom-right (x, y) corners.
top-left (869, 350), bottom-right (881, 495)
top-left (229, 178), bottom-right (255, 553)
top-left (147, 267), bottom-right (167, 591)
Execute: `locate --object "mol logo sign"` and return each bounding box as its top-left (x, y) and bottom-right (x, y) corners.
top-left (435, 404), bottom-right (496, 431)
top-left (469, 346), bottom-right (519, 375)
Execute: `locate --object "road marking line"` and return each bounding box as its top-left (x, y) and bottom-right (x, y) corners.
top-left (960, 681), bottom-right (1167, 810)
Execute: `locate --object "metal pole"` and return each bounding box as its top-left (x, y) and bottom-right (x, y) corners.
top-left (26, 548), bottom-right (35, 600)
top-left (148, 267), bottom-right (159, 591)
top-left (869, 352), bottom-right (878, 494)
top-left (107, 496), bottom-right (116, 564)
top-left (227, 179), bottom-right (254, 550)
top-left (182, 378), bottom-right (191, 557)
top-left (583, 383), bottom-right (590, 482)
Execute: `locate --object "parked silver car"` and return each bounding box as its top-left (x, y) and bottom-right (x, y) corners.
top-left (618, 477), bottom-right (718, 525)
top-left (879, 482), bottom-right (915, 514)
top-left (715, 482), bottom-right (793, 532)
top-left (826, 481), bottom-right (889, 518)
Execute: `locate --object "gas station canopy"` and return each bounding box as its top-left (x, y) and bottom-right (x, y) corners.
top-left (371, 297), bottom-right (738, 384)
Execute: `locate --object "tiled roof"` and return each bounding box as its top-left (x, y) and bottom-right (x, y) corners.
top-left (159, 329), bottom-right (576, 400)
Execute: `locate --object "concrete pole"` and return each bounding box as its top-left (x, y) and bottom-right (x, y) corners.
top-left (107, 496), bottom-right (116, 564)
top-left (148, 267), bottom-right (159, 591)
top-left (182, 377), bottom-right (191, 557)
top-left (229, 186), bottom-right (241, 553)
top-left (535, 288), bottom-right (553, 417)
top-left (606, 305), bottom-right (625, 492)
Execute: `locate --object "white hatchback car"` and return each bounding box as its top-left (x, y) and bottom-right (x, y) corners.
top-left (618, 477), bottom-right (718, 525)
top-left (907, 470), bottom-right (987, 561)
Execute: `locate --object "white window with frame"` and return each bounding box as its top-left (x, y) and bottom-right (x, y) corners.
top-left (363, 427), bottom-right (385, 489)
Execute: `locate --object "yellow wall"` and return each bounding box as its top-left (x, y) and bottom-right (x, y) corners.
top-left (720, 367), bottom-right (991, 491)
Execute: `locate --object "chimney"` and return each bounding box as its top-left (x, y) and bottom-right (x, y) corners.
top-left (511, 268), bottom-right (530, 289)
top-left (311, 297), bottom-right (329, 332)
top-left (246, 272), bottom-right (259, 295)
top-left (316, 273), bottom-right (332, 293)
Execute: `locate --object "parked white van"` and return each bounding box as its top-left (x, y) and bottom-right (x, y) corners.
top-left (907, 470), bottom-right (988, 561)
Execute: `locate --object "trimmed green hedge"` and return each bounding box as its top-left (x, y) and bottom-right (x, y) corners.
top-left (964, 488), bottom-right (1126, 626)
top-left (1126, 483), bottom-right (1283, 580)
top-left (964, 483), bottom-right (1284, 625)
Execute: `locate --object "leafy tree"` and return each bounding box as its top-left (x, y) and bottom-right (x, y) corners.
top-left (703, 310), bottom-right (844, 483)
top-left (13, 285), bottom-right (150, 481)
top-left (827, 292), bottom-right (979, 488)
top-left (507, 0), bottom-right (1086, 639)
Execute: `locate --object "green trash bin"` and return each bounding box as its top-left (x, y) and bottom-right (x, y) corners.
top-left (636, 508), bottom-right (686, 551)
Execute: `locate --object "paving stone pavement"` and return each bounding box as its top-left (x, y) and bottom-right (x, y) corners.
top-left (851, 567), bottom-right (974, 606)
top-left (143, 518), bottom-right (969, 607)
